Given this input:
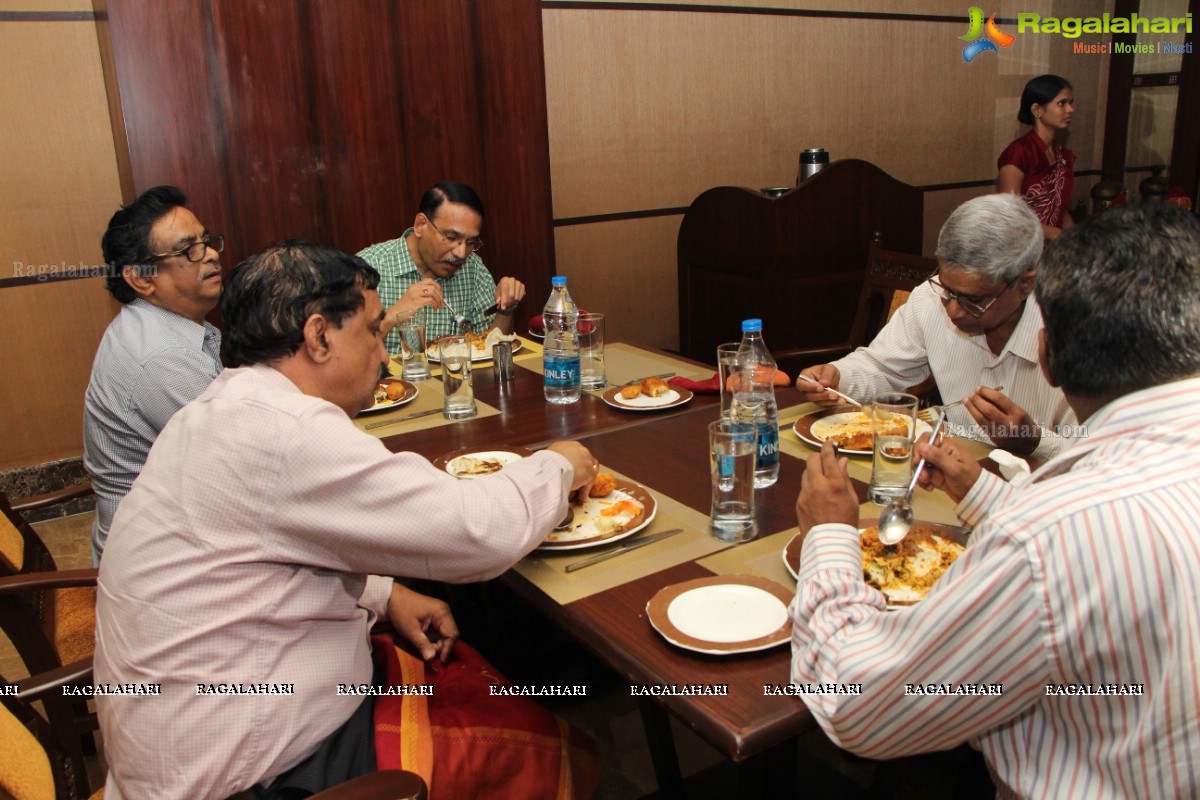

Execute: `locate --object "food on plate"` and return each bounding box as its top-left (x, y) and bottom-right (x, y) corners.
top-left (449, 456), bottom-right (505, 476)
top-left (619, 385), bottom-right (642, 400)
top-left (640, 376), bottom-right (671, 397)
top-left (590, 472), bottom-right (617, 497)
top-left (468, 328), bottom-right (519, 352)
top-left (373, 381), bottom-right (407, 404)
top-left (819, 412), bottom-right (908, 451)
top-left (549, 484), bottom-right (645, 540)
top-left (861, 525), bottom-right (965, 603)
top-left (724, 367), bottom-right (792, 392)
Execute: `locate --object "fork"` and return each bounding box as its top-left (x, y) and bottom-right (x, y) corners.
top-left (918, 385), bottom-right (1005, 422)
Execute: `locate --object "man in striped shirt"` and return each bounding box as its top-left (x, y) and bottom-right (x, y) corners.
top-left (797, 194), bottom-right (1076, 459)
top-left (791, 202), bottom-right (1200, 798)
top-left (357, 182), bottom-right (526, 350)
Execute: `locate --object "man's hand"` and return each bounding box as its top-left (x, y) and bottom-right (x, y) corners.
top-left (387, 583), bottom-right (458, 663)
top-left (796, 441), bottom-right (859, 543)
top-left (492, 277), bottom-right (525, 333)
top-left (913, 435), bottom-right (982, 505)
top-left (384, 278), bottom-right (444, 334)
top-left (794, 364), bottom-right (843, 405)
top-left (546, 440), bottom-right (598, 505)
top-left (962, 386), bottom-right (1040, 456)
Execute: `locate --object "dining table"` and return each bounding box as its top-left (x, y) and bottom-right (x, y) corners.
top-left (370, 335), bottom-right (998, 798)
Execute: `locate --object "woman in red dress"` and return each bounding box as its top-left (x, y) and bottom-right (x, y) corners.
top-left (998, 75), bottom-right (1075, 239)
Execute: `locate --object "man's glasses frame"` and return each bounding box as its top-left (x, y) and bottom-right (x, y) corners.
top-left (423, 215), bottom-right (483, 253)
top-left (147, 235), bottom-right (225, 263)
top-left (926, 273), bottom-right (1017, 317)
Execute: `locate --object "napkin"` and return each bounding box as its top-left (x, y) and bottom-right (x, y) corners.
top-left (529, 310), bottom-right (593, 334)
top-left (988, 449), bottom-right (1032, 484)
top-left (669, 372), bottom-right (721, 394)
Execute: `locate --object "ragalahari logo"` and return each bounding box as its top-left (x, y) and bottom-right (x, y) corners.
top-left (960, 7), bottom-right (1016, 62)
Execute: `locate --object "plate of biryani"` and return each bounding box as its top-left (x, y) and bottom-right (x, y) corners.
top-left (793, 405), bottom-right (932, 456)
top-left (782, 520), bottom-right (968, 607)
top-left (538, 473), bottom-right (657, 551)
top-left (359, 378), bottom-right (419, 414)
top-left (426, 329), bottom-right (522, 363)
top-left (601, 376), bottom-right (693, 411)
top-left (431, 446), bottom-right (533, 479)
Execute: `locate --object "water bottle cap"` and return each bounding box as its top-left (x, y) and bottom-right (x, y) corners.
top-left (741, 319), bottom-right (763, 333)
top-left (551, 276), bottom-right (567, 287)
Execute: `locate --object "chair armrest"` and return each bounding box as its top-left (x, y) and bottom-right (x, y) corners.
top-left (10, 481), bottom-right (94, 513)
top-left (310, 770), bottom-right (428, 800)
top-left (16, 658), bottom-right (94, 701)
top-left (0, 568), bottom-right (98, 596)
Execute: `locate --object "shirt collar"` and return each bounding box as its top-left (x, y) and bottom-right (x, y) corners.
top-left (997, 297), bottom-right (1043, 365)
top-left (129, 297), bottom-right (217, 348)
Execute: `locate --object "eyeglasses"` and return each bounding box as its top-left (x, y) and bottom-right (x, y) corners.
top-left (147, 235), bottom-right (224, 263)
top-left (926, 274), bottom-right (1016, 317)
top-left (424, 216), bottom-right (483, 253)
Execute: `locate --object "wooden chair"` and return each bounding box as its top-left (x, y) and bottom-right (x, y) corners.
top-left (771, 232), bottom-right (937, 378)
top-left (2, 662), bottom-right (428, 800)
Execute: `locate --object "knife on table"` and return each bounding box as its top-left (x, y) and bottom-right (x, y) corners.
top-left (364, 408), bottom-right (442, 430)
top-left (564, 528), bottom-right (684, 572)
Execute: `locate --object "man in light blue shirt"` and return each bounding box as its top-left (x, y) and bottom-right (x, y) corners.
top-left (83, 186), bottom-right (224, 563)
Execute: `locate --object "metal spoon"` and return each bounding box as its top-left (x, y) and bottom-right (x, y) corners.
top-left (440, 296), bottom-right (470, 330)
top-left (877, 410), bottom-right (947, 545)
top-left (794, 373), bottom-right (863, 407)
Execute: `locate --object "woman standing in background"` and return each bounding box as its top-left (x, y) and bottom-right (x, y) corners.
top-left (998, 75), bottom-right (1075, 239)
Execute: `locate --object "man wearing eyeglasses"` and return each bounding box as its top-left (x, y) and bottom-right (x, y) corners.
top-left (358, 181), bottom-right (525, 348)
top-left (83, 185), bottom-right (224, 563)
top-left (796, 193), bottom-right (1076, 458)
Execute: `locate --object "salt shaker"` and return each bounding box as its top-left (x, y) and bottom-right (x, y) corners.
top-left (493, 341), bottom-right (515, 381)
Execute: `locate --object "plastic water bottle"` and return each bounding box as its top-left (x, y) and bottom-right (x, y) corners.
top-left (730, 319), bottom-right (779, 488)
top-left (543, 276), bottom-right (581, 404)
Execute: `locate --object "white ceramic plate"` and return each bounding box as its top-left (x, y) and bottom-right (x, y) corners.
top-left (539, 482), bottom-right (657, 551)
top-left (444, 450), bottom-right (526, 479)
top-left (794, 408), bottom-right (932, 456)
top-left (358, 379), bottom-right (419, 415)
top-left (600, 385), bottom-right (693, 411)
top-left (646, 574), bottom-right (794, 655)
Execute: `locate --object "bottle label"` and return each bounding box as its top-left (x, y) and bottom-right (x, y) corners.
top-left (757, 423), bottom-right (780, 468)
top-left (544, 355), bottom-right (580, 388)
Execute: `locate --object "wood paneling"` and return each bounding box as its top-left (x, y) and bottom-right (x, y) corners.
top-left (97, 0), bottom-right (555, 330)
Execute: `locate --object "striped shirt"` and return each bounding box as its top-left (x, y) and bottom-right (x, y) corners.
top-left (831, 282), bottom-right (1076, 459)
top-left (83, 298), bottom-right (222, 563)
top-left (790, 376), bottom-right (1200, 799)
top-left (357, 229), bottom-right (498, 349)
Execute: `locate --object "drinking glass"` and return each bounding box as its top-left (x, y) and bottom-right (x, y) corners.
top-left (440, 336), bottom-right (477, 420)
top-left (868, 392), bottom-right (918, 505)
top-left (398, 319), bottom-right (430, 382)
top-left (716, 343), bottom-right (740, 418)
top-left (708, 419), bottom-right (758, 543)
top-left (579, 312), bottom-right (606, 390)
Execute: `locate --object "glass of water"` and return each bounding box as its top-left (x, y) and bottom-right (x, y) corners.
top-left (708, 419), bottom-right (758, 543)
top-left (398, 319), bottom-right (430, 382)
top-left (867, 392), bottom-right (918, 505)
top-left (439, 336), bottom-right (477, 420)
top-left (579, 312), bottom-right (606, 390)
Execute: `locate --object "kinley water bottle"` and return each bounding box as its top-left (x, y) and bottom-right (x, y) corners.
top-left (543, 276), bottom-right (581, 404)
top-left (730, 319), bottom-right (779, 488)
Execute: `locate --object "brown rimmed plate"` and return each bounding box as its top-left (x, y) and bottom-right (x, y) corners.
top-left (600, 384), bottom-right (693, 412)
top-left (538, 481), bottom-right (657, 551)
top-left (426, 336), bottom-right (523, 363)
top-left (647, 574), bottom-right (793, 655)
top-left (792, 405), bottom-right (931, 456)
top-left (359, 378), bottom-right (419, 415)
top-left (781, 519), bottom-right (970, 608)
top-left (431, 445), bottom-right (535, 479)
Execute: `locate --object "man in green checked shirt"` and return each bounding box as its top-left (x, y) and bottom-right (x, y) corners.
top-left (358, 181), bottom-right (526, 350)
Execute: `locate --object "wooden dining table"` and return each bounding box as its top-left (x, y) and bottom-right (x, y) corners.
top-left (373, 337), bottom-right (989, 798)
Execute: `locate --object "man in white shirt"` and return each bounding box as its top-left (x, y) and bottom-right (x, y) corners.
top-left (796, 193), bottom-right (1075, 458)
top-left (95, 240), bottom-right (599, 800)
top-left (83, 185), bottom-right (224, 562)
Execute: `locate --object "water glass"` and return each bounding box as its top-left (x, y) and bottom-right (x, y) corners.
top-left (716, 343), bottom-right (740, 418)
top-left (708, 419), bottom-right (758, 543)
top-left (440, 336), bottom-right (477, 420)
top-left (579, 312), bottom-right (606, 390)
top-left (868, 392), bottom-right (918, 505)
top-left (397, 319), bottom-right (430, 382)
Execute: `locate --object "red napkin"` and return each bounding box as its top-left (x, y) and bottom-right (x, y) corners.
top-left (669, 372), bottom-right (721, 394)
top-left (529, 310), bottom-right (593, 334)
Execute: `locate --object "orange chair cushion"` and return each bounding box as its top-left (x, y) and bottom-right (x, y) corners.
top-left (0, 702), bottom-right (55, 800)
top-left (887, 290), bottom-right (912, 322)
top-left (48, 586), bottom-right (97, 664)
top-left (0, 512), bottom-right (23, 573)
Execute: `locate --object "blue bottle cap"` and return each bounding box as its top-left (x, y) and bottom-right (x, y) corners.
top-left (741, 319), bottom-right (763, 332)
top-left (552, 276), bottom-right (568, 286)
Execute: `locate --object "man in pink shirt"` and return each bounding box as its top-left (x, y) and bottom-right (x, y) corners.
top-left (95, 241), bottom-right (599, 799)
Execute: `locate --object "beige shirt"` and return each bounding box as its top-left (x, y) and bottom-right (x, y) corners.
top-left (96, 365), bottom-right (572, 800)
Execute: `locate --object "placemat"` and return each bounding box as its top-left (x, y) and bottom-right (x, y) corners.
top-left (696, 528), bottom-right (798, 588)
top-left (353, 379), bottom-right (501, 439)
top-left (511, 468), bottom-right (730, 605)
top-left (516, 342), bottom-right (714, 390)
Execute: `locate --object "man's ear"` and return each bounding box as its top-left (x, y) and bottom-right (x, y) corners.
top-left (123, 265), bottom-right (156, 299)
top-left (1038, 328), bottom-right (1059, 388)
top-left (302, 314), bottom-right (333, 363)
top-left (1017, 269), bottom-right (1037, 299)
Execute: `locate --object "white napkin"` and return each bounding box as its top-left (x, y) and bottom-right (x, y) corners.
top-left (989, 450), bottom-right (1032, 484)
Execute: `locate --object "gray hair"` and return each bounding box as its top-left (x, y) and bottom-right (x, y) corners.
top-left (1037, 202), bottom-right (1200, 398)
top-left (936, 194), bottom-right (1044, 284)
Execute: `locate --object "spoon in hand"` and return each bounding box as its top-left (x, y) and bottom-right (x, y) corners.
top-left (877, 410), bottom-right (947, 545)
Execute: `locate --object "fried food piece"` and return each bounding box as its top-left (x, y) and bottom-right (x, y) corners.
top-left (384, 382), bottom-right (407, 401)
top-left (590, 472), bottom-right (617, 497)
top-left (620, 385), bottom-right (642, 400)
top-left (640, 376), bottom-right (670, 397)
